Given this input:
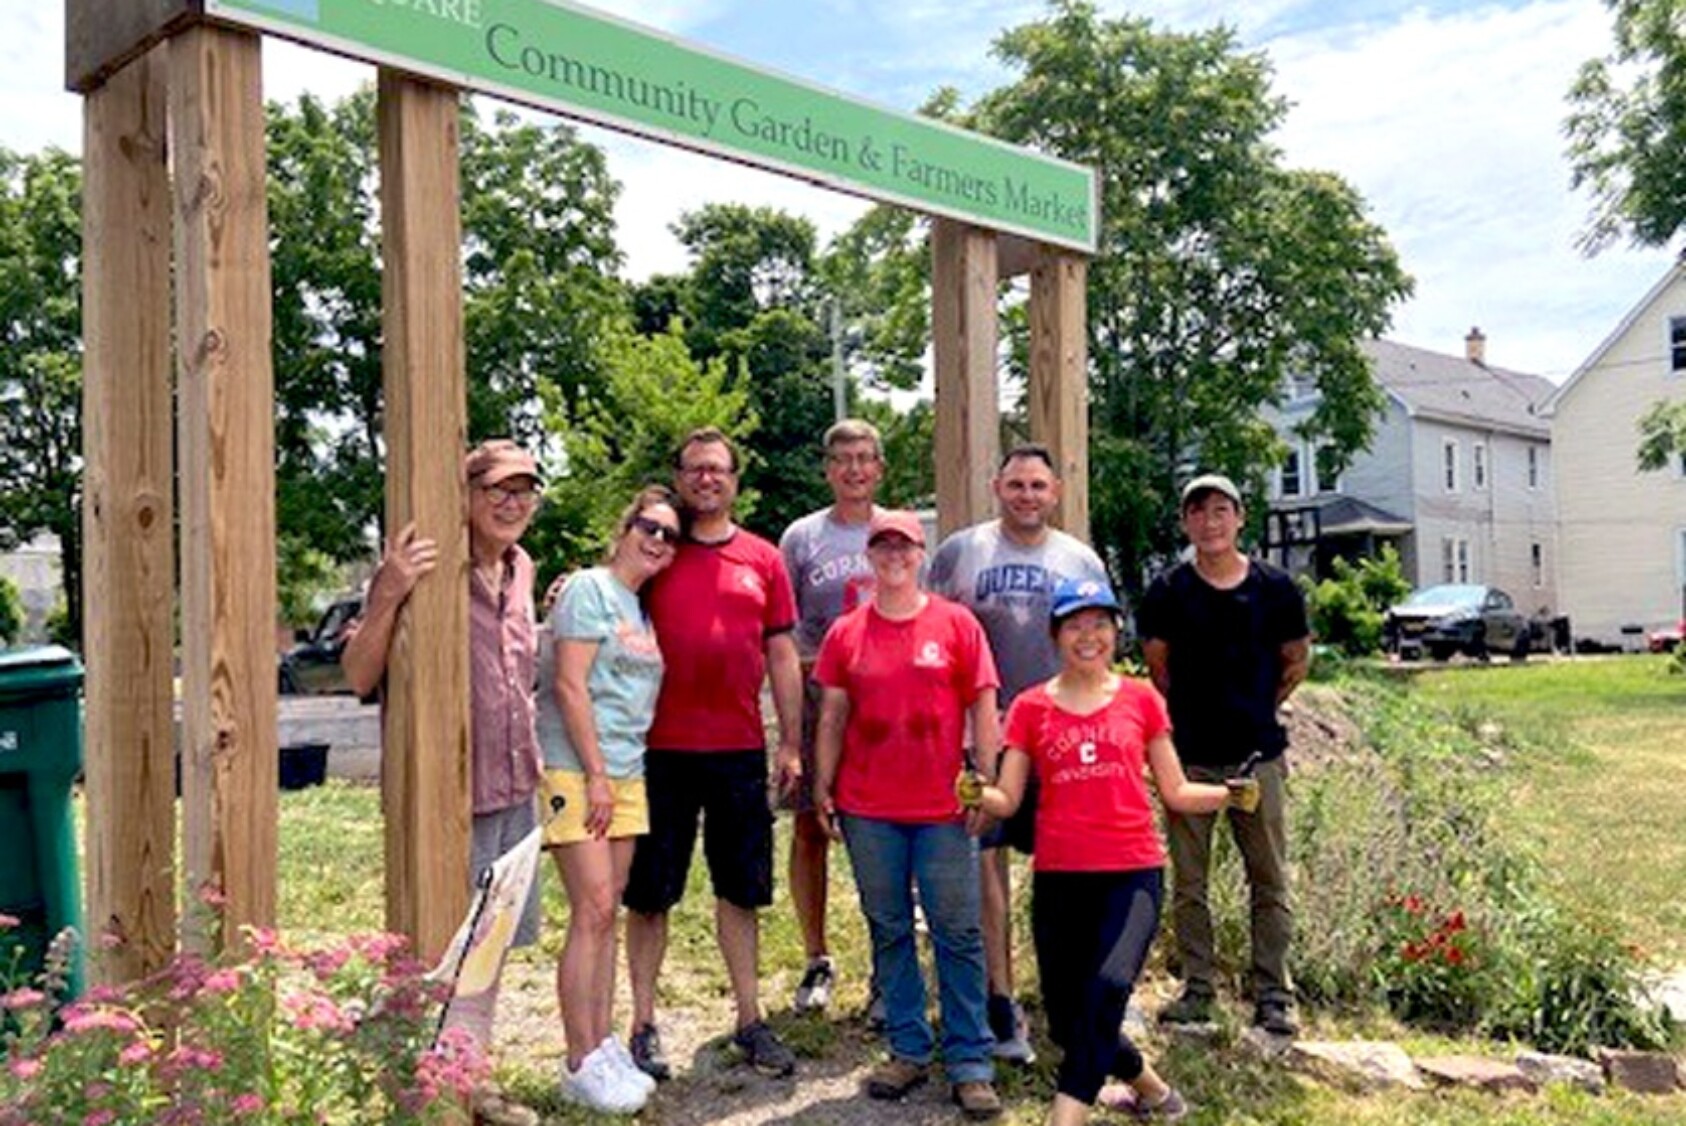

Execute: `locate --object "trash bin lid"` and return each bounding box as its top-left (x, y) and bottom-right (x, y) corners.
top-left (0, 646), bottom-right (84, 702)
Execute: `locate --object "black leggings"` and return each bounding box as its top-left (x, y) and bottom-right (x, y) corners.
top-left (1032, 868), bottom-right (1163, 1105)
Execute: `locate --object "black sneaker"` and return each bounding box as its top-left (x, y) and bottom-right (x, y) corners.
top-left (732, 1019), bottom-right (797, 1077)
top-left (629, 1022), bottom-right (671, 1082)
top-left (1157, 988), bottom-right (1215, 1027)
top-left (1253, 997), bottom-right (1299, 1038)
top-left (986, 993), bottom-right (1035, 1063)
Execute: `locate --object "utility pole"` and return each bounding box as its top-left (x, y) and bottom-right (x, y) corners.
top-left (829, 297), bottom-right (846, 422)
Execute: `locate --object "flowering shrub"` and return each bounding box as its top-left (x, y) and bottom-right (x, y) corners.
top-left (1372, 894), bottom-right (1494, 1028)
top-left (0, 911), bottom-right (485, 1125)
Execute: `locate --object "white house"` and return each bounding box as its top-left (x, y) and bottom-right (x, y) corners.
top-left (1542, 261), bottom-right (1686, 646)
top-left (1265, 334), bottom-right (1557, 614)
top-left (0, 532), bottom-right (64, 641)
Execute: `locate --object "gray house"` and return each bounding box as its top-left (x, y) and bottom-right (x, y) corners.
top-left (1264, 333), bottom-right (1558, 614)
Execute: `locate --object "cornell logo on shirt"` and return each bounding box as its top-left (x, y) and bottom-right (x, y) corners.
top-left (913, 640), bottom-right (948, 668)
top-left (738, 570), bottom-right (763, 595)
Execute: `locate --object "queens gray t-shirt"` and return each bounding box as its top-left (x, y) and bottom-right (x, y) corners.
top-left (535, 566), bottom-right (664, 777)
top-left (928, 521), bottom-right (1108, 705)
top-left (779, 505), bottom-right (881, 661)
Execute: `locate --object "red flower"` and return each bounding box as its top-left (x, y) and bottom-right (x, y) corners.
top-left (1443, 911), bottom-right (1466, 933)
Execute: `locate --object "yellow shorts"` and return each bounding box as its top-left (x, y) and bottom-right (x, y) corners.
top-left (542, 770), bottom-right (649, 846)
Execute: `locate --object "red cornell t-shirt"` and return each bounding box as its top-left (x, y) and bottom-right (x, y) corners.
top-left (813, 596), bottom-right (999, 823)
top-left (1003, 677), bottom-right (1171, 872)
top-left (646, 529), bottom-right (797, 752)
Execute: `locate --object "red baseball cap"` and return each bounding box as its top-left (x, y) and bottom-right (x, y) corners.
top-left (867, 509), bottom-right (925, 548)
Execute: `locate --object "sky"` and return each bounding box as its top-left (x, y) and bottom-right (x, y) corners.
top-left (4, 1), bottom-right (1681, 382)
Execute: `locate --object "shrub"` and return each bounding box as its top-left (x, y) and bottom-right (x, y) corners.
top-left (0, 913), bottom-right (484, 1126)
top-left (0, 576), bottom-right (22, 645)
top-left (1302, 546), bottom-right (1410, 657)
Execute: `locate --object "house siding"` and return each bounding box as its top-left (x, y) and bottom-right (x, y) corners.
top-left (1551, 270), bottom-right (1686, 642)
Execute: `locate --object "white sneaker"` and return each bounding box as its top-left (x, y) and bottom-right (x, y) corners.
top-left (561, 1043), bottom-right (647, 1114)
top-left (601, 1034), bottom-right (658, 1095)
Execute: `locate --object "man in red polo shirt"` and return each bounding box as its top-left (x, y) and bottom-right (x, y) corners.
top-left (622, 427), bottom-right (805, 1082)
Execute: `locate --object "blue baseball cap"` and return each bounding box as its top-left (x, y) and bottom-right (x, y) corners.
top-left (1050, 577), bottom-right (1123, 624)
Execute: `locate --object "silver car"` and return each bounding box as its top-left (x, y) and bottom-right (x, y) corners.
top-left (1385, 584), bottom-right (1533, 662)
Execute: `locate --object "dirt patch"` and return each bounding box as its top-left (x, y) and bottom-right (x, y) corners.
top-left (1281, 683), bottom-right (1369, 774)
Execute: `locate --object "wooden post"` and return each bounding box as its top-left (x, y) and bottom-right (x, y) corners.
top-left (377, 70), bottom-right (471, 964)
top-left (169, 24), bottom-right (278, 949)
top-left (82, 45), bottom-right (176, 983)
top-left (1028, 246), bottom-right (1090, 541)
top-left (931, 219), bottom-right (1000, 538)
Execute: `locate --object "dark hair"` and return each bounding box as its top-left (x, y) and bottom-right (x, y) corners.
top-left (998, 442), bottom-right (1057, 475)
top-left (673, 427), bottom-right (740, 473)
top-left (1047, 605), bottom-right (1123, 640)
top-left (606, 485), bottom-right (678, 562)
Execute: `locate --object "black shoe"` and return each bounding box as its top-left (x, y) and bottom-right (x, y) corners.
top-left (732, 1019), bottom-right (797, 1077)
top-left (629, 1022), bottom-right (671, 1082)
top-left (1157, 988), bottom-right (1215, 1027)
top-left (1253, 997), bottom-right (1299, 1037)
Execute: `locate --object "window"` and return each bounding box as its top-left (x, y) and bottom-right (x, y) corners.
top-left (1314, 443), bottom-right (1343, 495)
top-left (1280, 447), bottom-right (1303, 498)
top-left (1671, 316), bottom-right (1686, 374)
top-left (1531, 542), bottom-right (1545, 588)
top-left (1442, 439), bottom-right (1460, 492)
top-left (1441, 537), bottom-right (1470, 583)
top-left (1527, 445), bottom-right (1540, 490)
top-left (1472, 442), bottom-right (1487, 490)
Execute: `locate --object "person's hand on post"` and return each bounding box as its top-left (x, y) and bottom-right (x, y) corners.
top-left (585, 773), bottom-right (614, 839)
top-left (374, 522), bottom-right (438, 602)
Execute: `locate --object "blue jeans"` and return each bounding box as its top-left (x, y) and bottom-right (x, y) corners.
top-left (841, 815), bottom-right (993, 1084)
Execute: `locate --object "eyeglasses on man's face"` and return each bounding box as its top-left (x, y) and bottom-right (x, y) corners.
top-left (679, 462), bottom-right (734, 479)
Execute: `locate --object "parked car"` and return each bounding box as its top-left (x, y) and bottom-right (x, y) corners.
top-left (1648, 620), bottom-right (1686, 654)
top-left (1384, 584), bottom-right (1536, 662)
top-left (278, 595), bottom-right (363, 695)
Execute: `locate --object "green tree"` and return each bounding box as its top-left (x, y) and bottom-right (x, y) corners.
top-left (954, 2), bottom-right (1412, 590)
top-left (1303, 545), bottom-right (1411, 657)
top-left (0, 147), bottom-right (83, 645)
top-left (1566, 0), bottom-right (1686, 252)
top-left (0, 575), bottom-right (23, 645)
top-left (1635, 397), bottom-right (1686, 471)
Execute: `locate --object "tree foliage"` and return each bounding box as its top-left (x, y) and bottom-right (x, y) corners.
top-left (0, 575), bottom-right (23, 645)
top-left (1635, 396), bottom-right (1686, 471)
top-left (0, 147), bottom-right (83, 645)
top-left (1302, 545), bottom-right (1411, 657)
top-left (1566, 0), bottom-right (1686, 252)
top-left (950, 1), bottom-right (1411, 589)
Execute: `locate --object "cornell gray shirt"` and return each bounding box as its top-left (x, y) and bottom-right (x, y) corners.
top-left (780, 505), bottom-right (882, 661)
top-left (928, 521), bottom-right (1109, 705)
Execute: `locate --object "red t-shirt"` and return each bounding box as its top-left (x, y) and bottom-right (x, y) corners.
top-left (813, 596), bottom-right (999, 823)
top-left (646, 529), bottom-right (797, 752)
top-left (1003, 677), bottom-right (1171, 872)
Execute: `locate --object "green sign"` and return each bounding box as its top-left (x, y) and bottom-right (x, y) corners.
top-left (205, 0), bottom-right (1098, 251)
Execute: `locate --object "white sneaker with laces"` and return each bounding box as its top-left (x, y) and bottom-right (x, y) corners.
top-left (794, 955), bottom-right (836, 1012)
top-left (601, 1034), bottom-right (658, 1095)
top-left (562, 1043), bottom-right (647, 1114)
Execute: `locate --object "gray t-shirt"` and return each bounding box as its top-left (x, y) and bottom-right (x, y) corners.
top-left (535, 567), bottom-right (664, 777)
top-left (780, 505), bottom-right (881, 661)
top-left (928, 521), bottom-right (1109, 705)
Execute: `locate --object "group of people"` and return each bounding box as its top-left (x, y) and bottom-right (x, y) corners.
top-left (344, 423), bottom-right (1310, 1125)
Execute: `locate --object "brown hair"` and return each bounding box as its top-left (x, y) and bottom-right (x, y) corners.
top-left (672, 427), bottom-right (740, 473)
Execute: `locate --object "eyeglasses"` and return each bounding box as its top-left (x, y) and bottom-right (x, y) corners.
top-left (679, 462), bottom-right (734, 479)
top-left (480, 483), bottom-right (542, 507)
top-left (827, 453), bottom-right (881, 469)
top-left (631, 515), bottom-right (681, 544)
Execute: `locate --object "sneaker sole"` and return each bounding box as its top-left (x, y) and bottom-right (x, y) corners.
top-left (866, 1075), bottom-right (927, 1100)
top-left (991, 1039), bottom-right (1036, 1064)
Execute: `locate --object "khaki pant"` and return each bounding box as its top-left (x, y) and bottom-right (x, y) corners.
top-left (1165, 756), bottom-right (1292, 1003)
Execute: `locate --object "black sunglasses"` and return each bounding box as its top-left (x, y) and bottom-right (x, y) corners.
top-left (631, 514), bottom-right (681, 544)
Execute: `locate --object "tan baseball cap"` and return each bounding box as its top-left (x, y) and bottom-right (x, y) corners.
top-left (465, 439), bottom-right (540, 487)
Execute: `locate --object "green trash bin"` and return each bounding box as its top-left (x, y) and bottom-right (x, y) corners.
top-left (0, 645), bottom-right (85, 1000)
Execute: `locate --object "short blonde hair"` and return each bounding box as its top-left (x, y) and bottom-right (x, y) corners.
top-left (823, 418), bottom-right (883, 460)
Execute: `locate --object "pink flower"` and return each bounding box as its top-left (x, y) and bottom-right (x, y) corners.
top-left (230, 1094), bottom-right (264, 1114)
top-left (63, 1006), bottom-right (142, 1036)
top-left (202, 969), bottom-right (241, 994)
top-left (120, 1040), bottom-right (154, 1065)
top-left (195, 882), bottom-right (227, 909)
top-left (1, 988), bottom-right (46, 1011)
top-left (8, 1058), bottom-right (41, 1081)
top-left (284, 992), bottom-right (354, 1033)
top-left (83, 1111), bottom-right (115, 1126)
top-left (0, 913), bottom-right (18, 930)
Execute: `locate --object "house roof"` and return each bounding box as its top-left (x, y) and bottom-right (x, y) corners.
top-left (1541, 259), bottom-right (1686, 417)
top-left (1269, 493), bottom-right (1413, 537)
top-left (1364, 339), bottom-right (1553, 438)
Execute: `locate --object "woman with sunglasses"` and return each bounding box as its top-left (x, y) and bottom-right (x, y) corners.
top-left (972, 578), bottom-right (1258, 1125)
top-left (536, 485), bottom-right (682, 1114)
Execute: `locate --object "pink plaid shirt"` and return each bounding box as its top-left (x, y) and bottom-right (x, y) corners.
top-left (468, 545), bottom-right (543, 814)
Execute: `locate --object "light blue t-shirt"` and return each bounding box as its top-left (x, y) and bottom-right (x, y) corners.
top-left (535, 567), bottom-right (664, 778)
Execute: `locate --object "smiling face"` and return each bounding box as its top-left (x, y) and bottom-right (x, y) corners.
top-left (824, 437), bottom-right (884, 506)
top-left (993, 454), bottom-right (1060, 538)
top-left (674, 439), bottom-right (738, 520)
top-left (468, 473), bottom-right (540, 556)
top-left (867, 532), bottom-right (923, 594)
top-left (1054, 607), bottom-right (1119, 672)
top-left (613, 500), bottom-right (680, 583)
top-left (1181, 491), bottom-right (1243, 558)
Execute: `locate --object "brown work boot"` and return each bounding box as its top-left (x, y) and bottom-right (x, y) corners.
top-left (865, 1057), bottom-right (928, 1100)
top-left (951, 1079), bottom-right (1003, 1121)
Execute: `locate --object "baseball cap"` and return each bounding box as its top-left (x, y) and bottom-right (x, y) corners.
top-left (867, 509), bottom-right (925, 548)
top-left (465, 439), bottom-right (541, 487)
top-left (1050, 577), bottom-right (1123, 624)
top-left (1180, 472), bottom-right (1242, 509)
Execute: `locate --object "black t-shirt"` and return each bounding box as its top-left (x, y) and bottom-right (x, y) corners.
top-left (1135, 558), bottom-right (1308, 769)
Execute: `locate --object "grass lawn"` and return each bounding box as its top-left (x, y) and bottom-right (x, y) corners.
top-left (1411, 655), bottom-right (1686, 961)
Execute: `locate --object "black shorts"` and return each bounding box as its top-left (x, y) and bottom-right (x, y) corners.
top-left (980, 773), bottom-right (1038, 854)
top-left (624, 748), bottom-right (774, 913)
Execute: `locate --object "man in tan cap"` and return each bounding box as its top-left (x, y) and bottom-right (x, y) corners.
top-left (343, 437), bottom-right (546, 1126)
